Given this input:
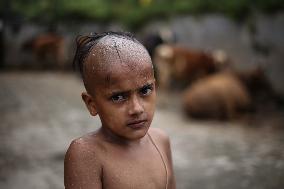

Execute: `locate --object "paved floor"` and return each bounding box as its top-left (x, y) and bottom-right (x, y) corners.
top-left (0, 72), bottom-right (284, 189)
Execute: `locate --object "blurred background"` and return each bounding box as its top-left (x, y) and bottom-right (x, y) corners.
top-left (1, 0), bottom-right (284, 189)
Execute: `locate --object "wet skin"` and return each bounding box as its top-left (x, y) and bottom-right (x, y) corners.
top-left (64, 36), bottom-right (176, 189)
top-left (87, 61), bottom-right (157, 142)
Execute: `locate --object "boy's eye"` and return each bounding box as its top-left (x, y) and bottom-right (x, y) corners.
top-left (111, 93), bottom-right (126, 102)
top-left (140, 85), bottom-right (153, 96)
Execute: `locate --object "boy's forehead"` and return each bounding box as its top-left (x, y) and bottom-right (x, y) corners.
top-left (95, 56), bottom-right (154, 88)
top-left (88, 36), bottom-right (150, 68)
top-left (84, 35), bottom-right (153, 89)
top-left (108, 61), bottom-right (154, 84)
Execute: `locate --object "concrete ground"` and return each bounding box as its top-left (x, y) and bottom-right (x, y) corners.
top-left (0, 72), bottom-right (284, 189)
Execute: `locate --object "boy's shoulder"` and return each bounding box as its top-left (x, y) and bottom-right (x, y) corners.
top-left (148, 127), bottom-right (170, 147)
top-left (149, 127), bottom-right (169, 138)
top-left (65, 131), bottom-right (105, 162)
top-left (64, 132), bottom-right (105, 188)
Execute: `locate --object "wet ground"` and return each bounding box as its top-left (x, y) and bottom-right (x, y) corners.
top-left (0, 72), bottom-right (284, 189)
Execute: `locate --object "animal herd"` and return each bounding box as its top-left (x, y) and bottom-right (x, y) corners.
top-left (152, 43), bottom-right (282, 120)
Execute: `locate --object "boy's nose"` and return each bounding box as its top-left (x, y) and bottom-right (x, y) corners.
top-left (128, 95), bottom-right (144, 116)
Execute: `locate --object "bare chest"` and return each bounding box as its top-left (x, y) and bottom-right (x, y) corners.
top-left (101, 144), bottom-right (167, 189)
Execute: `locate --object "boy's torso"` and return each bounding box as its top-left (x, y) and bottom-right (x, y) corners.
top-left (90, 130), bottom-right (169, 189)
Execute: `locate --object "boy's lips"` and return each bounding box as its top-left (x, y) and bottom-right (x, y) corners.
top-left (126, 119), bottom-right (148, 129)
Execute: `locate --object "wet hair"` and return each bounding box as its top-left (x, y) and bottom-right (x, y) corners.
top-left (73, 31), bottom-right (143, 79)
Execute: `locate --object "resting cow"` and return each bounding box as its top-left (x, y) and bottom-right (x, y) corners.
top-left (182, 71), bottom-right (251, 119)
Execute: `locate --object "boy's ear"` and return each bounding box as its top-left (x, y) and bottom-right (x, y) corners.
top-left (81, 92), bottom-right (97, 116)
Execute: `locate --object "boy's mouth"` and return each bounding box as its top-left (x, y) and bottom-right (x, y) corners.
top-left (126, 119), bottom-right (148, 129)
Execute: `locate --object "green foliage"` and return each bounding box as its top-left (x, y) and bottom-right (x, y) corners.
top-left (255, 0), bottom-right (284, 12)
top-left (2, 0), bottom-right (284, 28)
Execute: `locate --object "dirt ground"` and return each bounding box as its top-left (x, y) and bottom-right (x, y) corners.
top-left (0, 72), bottom-right (284, 189)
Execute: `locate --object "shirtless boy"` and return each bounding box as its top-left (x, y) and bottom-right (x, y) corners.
top-left (64, 31), bottom-right (176, 189)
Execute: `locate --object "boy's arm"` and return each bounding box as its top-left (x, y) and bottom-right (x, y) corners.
top-left (64, 139), bottom-right (102, 189)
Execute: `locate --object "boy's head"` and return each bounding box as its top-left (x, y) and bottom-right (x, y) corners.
top-left (73, 31), bottom-right (156, 141)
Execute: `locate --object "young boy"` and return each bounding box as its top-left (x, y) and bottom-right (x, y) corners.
top-left (64, 31), bottom-right (176, 189)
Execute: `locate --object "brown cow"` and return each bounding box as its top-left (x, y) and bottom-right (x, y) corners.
top-left (153, 44), bottom-right (228, 90)
top-left (22, 33), bottom-right (66, 69)
top-left (182, 71), bottom-right (251, 119)
top-left (182, 67), bottom-right (282, 120)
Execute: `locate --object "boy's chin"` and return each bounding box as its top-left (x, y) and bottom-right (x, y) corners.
top-left (126, 128), bottom-right (150, 140)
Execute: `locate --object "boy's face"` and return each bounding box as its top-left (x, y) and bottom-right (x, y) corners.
top-left (82, 37), bottom-right (156, 141)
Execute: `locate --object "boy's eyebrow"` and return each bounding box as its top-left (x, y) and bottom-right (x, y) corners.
top-left (139, 82), bottom-right (154, 89)
top-left (108, 81), bottom-right (155, 95)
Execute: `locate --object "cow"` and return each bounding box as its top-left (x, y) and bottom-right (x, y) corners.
top-left (22, 33), bottom-right (66, 69)
top-left (182, 71), bottom-right (251, 120)
top-left (153, 44), bottom-right (228, 90)
top-left (182, 67), bottom-right (283, 120)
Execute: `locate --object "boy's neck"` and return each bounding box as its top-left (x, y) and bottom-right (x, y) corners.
top-left (99, 127), bottom-right (146, 147)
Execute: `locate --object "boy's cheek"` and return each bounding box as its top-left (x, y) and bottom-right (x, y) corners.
top-left (148, 94), bottom-right (157, 106)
